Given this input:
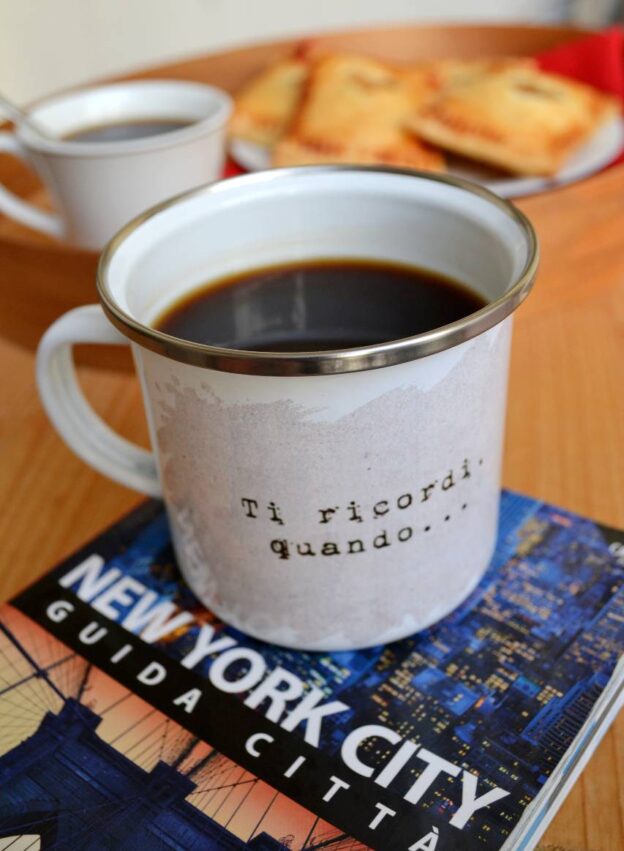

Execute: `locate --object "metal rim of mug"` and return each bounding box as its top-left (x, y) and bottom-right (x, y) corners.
top-left (96, 165), bottom-right (539, 377)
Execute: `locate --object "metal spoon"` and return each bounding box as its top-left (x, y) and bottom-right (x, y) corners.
top-left (0, 92), bottom-right (55, 140)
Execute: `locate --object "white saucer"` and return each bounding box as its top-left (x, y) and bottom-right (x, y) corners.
top-left (230, 116), bottom-right (624, 199)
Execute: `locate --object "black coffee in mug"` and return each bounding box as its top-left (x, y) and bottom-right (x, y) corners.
top-left (154, 258), bottom-right (487, 351)
top-left (63, 118), bottom-right (192, 143)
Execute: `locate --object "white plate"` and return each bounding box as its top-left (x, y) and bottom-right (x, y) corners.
top-left (230, 116), bottom-right (624, 199)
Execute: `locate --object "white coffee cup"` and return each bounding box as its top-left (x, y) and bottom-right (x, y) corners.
top-left (36, 167), bottom-right (538, 651)
top-left (0, 79), bottom-right (232, 249)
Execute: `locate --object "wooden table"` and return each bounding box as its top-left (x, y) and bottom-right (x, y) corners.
top-left (1, 29), bottom-right (623, 848)
top-left (1, 164), bottom-right (622, 851)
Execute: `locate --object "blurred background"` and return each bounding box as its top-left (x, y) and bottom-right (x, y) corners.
top-left (2, 0), bottom-right (623, 104)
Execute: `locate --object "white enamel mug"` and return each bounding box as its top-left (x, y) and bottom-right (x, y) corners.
top-left (36, 168), bottom-right (538, 650)
top-left (0, 80), bottom-right (232, 249)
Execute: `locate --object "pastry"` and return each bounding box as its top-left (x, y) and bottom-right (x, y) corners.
top-left (408, 63), bottom-right (619, 176)
top-left (230, 57), bottom-right (309, 147)
top-left (272, 54), bottom-right (445, 171)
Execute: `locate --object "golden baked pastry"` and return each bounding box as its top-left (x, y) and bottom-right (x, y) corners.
top-left (272, 54), bottom-right (445, 171)
top-left (408, 63), bottom-right (619, 176)
top-left (230, 57), bottom-right (309, 147)
top-left (427, 56), bottom-right (535, 87)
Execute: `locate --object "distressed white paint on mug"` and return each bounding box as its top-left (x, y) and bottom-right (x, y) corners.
top-left (134, 318), bottom-right (511, 649)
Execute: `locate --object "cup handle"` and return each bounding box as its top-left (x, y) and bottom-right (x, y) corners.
top-left (0, 131), bottom-right (65, 238)
top-left (36, 304), bottom-right (162, 497)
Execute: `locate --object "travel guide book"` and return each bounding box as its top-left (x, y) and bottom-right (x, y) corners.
top-left (1, 490), bottom-right (623, 851)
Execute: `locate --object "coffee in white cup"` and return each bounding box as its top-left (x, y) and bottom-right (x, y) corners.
top-left (0, 79), bottom-right (232, 249)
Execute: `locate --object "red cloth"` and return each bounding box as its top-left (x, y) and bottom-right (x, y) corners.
top-left (223, 159), bottom-right (245, 178)
top-left (536, 26), bottom-right (624, 166)
top-left (224, 27), bottom-right (624, 177)
top-left (536, 26), bottom-right (624, 100)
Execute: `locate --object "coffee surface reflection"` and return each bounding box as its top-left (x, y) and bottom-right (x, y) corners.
top-left (63, 118), bottom-right (192, 143)
top-left (155, 258), bottom-right (487, 352)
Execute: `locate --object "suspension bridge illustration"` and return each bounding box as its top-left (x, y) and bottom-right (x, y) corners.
top-left (0, 610), bottom-right (366, 851)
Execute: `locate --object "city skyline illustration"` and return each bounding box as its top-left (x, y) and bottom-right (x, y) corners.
top-left (0, 607), bottom-right (361, 850)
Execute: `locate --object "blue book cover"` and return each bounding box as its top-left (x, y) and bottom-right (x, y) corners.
top-left (0, 490), bottom-right (622, 851)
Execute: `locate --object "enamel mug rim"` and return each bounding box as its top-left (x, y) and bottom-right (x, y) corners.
top-left (97, 165), bottom-right (539, 377)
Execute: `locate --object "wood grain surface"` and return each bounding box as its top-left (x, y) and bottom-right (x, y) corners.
top-left (0, 25), bottom-right (622, 851)
top-left (0, 161), bottom-right (622, 851)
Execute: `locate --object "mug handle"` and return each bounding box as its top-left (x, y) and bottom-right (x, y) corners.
top-left (36, 304), bottom-right (162, 497)
top-left (0, 131), bottom-right (65, 237)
